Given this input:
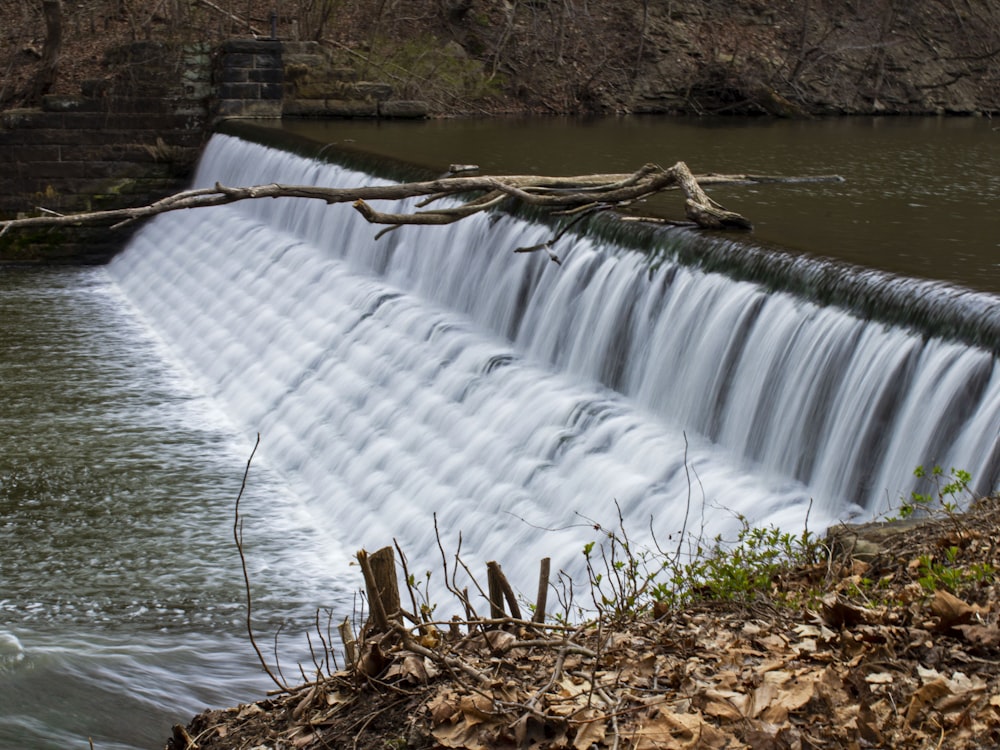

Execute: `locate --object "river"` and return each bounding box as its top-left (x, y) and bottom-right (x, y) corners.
top-left (1, 116), bottom-right (997, 749)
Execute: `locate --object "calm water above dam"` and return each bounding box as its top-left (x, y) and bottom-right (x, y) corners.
top-left (1, 116), bottom-right (998, 749)
top-left (277, 115), bottom-right (1000, 293)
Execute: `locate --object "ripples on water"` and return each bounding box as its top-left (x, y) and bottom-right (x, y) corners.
top-left (0, 267), bottom-right (353, 749)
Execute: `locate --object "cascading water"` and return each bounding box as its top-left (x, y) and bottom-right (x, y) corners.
top-left (109, 133), bottom-right (999, 585)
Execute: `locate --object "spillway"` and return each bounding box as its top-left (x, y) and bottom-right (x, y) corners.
top-left (108, 133), bottom-right (1000, 582)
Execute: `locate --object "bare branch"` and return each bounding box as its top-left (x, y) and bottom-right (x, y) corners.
top-left (0, 163), bottom-right (844, 240)
top-left (234, 433), bottom-right (289, 694)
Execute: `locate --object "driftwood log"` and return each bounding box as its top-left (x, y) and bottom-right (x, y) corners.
top-left (0, 162), bottom-right (844, 250)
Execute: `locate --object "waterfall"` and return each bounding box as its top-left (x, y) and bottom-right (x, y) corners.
top-left (108, 134), bottom-right (999, 584)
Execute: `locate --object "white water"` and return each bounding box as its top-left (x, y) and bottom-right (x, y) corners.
top-left (109, 134), bottom-right (999, 586)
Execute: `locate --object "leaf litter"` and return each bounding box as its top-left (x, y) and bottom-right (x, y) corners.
top-left (167, 496), bottom-right (1000, 750)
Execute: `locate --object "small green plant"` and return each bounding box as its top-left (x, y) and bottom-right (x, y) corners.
top-left (406, 569), bottom-right (437, 622)
top-left (582, 519), bottom-right (673, 622)
top-left (897, 465), bottom-right (973, 519)
top-left (666, 518), bottom-right (820, 607)
top-left (581, 507), bottom-right (822, 620)
top-left (916, 546), bottom-right (995, 594)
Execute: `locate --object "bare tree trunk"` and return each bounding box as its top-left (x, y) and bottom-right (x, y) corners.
top-left (28, 0), bottom-right (63, 104)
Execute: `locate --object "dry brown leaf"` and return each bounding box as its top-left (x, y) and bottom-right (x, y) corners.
top-left (864, 672), bottom-right (894, 685)
top-left (821, 594), bottom-right (869, 628)
top-left (383, 653), bottom-right (439, 684)
top-left (757, 658), bottom-right (788, 674)
top-left (857, 702), bottom-right (884, 745)
top-left (292, 731), bottom-right (319, 748)
top-left (420, 627), bottom-right (441, 649)
top-left (745, 721), bottom-right (806, 750)
top-left (572, 708), bottom-right (606, 750)
top-left (792, 638), bottom-right (817, 655)
top-left (760, 674), bottom-right (818, 724)
top-left (459, 693), bottom-right (496, 726)
top-left (558, 675), bottom-right (593, 700)
top-left (751, 682), bottom-right (780, 720)
top-left (740, 721), bottom-right (791, 750)
top-left (632, 709), bottom-right (728, 750)
top-left (514, 712), bottom-right (567, 749)
top-left (483, 629), bottom-right (517, 652)
top-left (237, 703), bottom-right (264, 719)
top-left (324, 690), bottom-right (353, 707)
top-left (930, 589), bottom-right (981, 629)
top-left (636, 652), bottom-right (658, 676)
top-left (815, 664), bottom-right (849, 706)
top-left (757, 634), bottom-right (788, 652)
top-left (704, 698), bottom-right (743, 723)
top-left (905, 677), bottom-right (951, 726)
top-left (954, 623), bottom-right (1000, 648)
top-left (356, 640), bottom-right (388, 677)
top-left (937, 690), bottom-right (984, 714)
top-left (715, 670), bottom-right (741, 689)
top-left (431, 718), bottom-right (493, 750)
top-left (428, 691), bottom-right (461, 724)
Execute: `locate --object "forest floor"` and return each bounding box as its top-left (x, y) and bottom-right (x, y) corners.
top-left (169, 495), bottom-right (1000, 750)
top-left (3, 0), bottom-right (999, 116)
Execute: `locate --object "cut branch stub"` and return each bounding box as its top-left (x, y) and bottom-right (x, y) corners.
top-left (486, 560), bottom-right (522, 621)
top-left (357, 546), bottom-right (401, 635)
top-left (533, 557), bottom-right (551, 624)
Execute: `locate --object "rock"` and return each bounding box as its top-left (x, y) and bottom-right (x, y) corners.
top-left (378, 100), bottom-right (429, 118)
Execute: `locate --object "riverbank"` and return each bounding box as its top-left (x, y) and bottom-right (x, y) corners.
top-left (4, 0), bottom-right (998, 265)
top-left (3, 1), bottom-right (999, 118)
top-left (167, 496), bottom-right (1000, 750)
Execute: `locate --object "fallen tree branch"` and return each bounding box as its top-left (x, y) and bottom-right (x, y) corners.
top-left (194, 0), bottom-right (264, 36)
top-left (0, 163), bottom-right (844, 240)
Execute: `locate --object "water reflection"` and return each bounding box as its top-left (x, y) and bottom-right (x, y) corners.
top-left (274, 116), bottom-right (1000, 294)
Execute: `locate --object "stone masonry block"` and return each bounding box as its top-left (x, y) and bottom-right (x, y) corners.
top-left (250, 67), bottom-right (284, 84)
top-left (218, 82), bottom-right (261, 100)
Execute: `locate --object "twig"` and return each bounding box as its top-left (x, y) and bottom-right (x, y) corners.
top-left (234, 433), bottom-right (288, 693)
top-left (193, 0), bottom-right (263, 35)
top-left (314, 608), bottom-right (333, 676)
top-left (487, 560), bottom-right (522, 619)
top-left (273, 621), bottom-right (288, 685)
top-left (357, 548), bottom-right (392, 634)
top-left (434, 514), bottom-right (477, 621)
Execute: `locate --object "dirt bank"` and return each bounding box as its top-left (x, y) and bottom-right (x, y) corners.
top-left (167, 498), bottom-right (1000, 750)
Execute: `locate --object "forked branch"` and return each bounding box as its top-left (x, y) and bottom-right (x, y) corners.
top-left (0, 162), bottom-right (844, 240)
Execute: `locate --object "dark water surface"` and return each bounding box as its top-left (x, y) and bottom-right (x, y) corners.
top-left (0, 267), bottom-right (353, 749)
top-left (277, 116), bottom-right (1000, 294)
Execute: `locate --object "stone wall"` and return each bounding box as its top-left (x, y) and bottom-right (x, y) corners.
top-left (215, 39), bottom-right (284, 119)
top-left (0, 42), bottom-right (212, 263)
top-left (0, 37), bottom-right (428, 263)
top-left (282, 41), bottom-right (428, 119)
